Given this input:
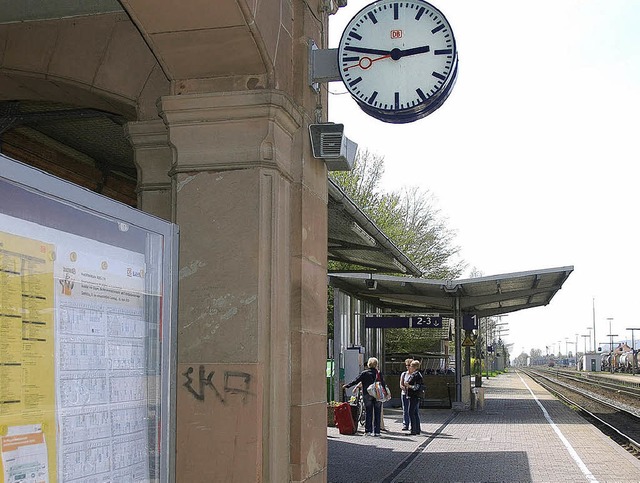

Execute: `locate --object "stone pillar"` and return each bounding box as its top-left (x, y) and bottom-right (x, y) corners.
top-left (124, 120), bottom-right (172, 221)
top-left (158, 90), bottom-right (327, 482)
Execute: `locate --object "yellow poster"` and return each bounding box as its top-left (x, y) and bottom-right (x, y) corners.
top-left (0, 231), bottom-right (56, 483)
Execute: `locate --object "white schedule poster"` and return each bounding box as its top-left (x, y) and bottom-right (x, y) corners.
top-left (1, 213), bottom-right (154, 483)
top-left (55, 247), bottom-right (150, 483)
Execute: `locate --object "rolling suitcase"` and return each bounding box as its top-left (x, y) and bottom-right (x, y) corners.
top-left (333, 402), bottom-right (356, 435)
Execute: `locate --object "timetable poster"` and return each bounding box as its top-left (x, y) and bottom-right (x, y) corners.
top-left (0, 215), bottom-right (152, 483)
top-left (55, 247), bottom-right (150, 483)
top-left (0, 231), bottom-right (56, 483)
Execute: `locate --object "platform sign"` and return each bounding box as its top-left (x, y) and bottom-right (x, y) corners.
top-left (462, 314), bottom-right (478, 330)
top-left (365, 315), bottom-right (443, 329)
top-left (364, 316), bottom-right (410, 328)
top-left (412, 315), bottom-right (443, 328)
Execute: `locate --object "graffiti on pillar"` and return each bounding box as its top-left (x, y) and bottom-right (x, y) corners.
top-left (182, 365), bottom-right (252, 403)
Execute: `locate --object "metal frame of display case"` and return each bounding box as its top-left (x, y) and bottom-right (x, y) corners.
top-left (0, 154), bottom-right (178, 482)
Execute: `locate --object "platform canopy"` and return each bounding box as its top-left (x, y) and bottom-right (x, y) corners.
top-left (329, 266), bottom-right (574, 318)
top-left (327, 178), bottom-right (422, 277)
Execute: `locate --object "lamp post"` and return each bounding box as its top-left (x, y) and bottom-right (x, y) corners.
top-left (586, 327), bottom-right (592, 353)
top-left (592, 297), bottom-right (597, 352)
top-left (493, 317), bottom-right (508, 374)
top-left (484, 317), bottom-right (492, 379)
top-left (606, 317), bottom-right (617, 373)
top-left (606, 318), bottom-right (614, 348)
top-left (496, 324), bottom-right (509, 371)
top-left (627, 327), bottom-right (640, 375)
top-left (565, 339), bottom-right (574, 368)
top-left (575, 333), bottom-right (579, 370)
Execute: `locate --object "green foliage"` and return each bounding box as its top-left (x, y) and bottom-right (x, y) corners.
top-left (330, 149), bottom-right (465, 278)
top-left (513, 352), bottom-right (529, 366)
top-left (472, 357), bottom-right (483, 374)
top-left (330, 149), bottom-right (468, 356)
top-left (327, 286), bottom-right (334, 340)
top-left (384, 328), bottom-right (443, 354)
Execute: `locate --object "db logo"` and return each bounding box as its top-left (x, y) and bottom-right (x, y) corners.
top-left (390, 30), bottom-right (403, 39)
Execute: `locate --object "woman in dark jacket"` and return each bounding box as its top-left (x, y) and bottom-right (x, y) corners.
top-left (406, 360), bottom-right (424, 435)
top-left (343, 357), bottom-right (384, 436)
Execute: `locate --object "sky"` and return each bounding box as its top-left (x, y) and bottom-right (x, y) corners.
top-left (327, 0), bottom-right (640, 357)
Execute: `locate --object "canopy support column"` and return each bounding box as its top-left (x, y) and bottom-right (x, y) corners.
top-left (454, 295), bottom-right (463, 406)
top-left (333, 288), bottom-right (342, 402)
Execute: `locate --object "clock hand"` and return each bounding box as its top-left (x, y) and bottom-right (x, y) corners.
top-left (344, 54), bottom-right (392, 70)
top-left (344, 46), bottom-right (391, 56)
top-left (399, 45), bottom-right (430, 57)
top-left (389, 45), bottom-right (430, 60)
top-left (346, 45), bottom-right (430, 61)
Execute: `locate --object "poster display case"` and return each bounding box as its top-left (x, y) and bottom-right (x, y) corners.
top-left (0, 155), bottom-right (178, 482)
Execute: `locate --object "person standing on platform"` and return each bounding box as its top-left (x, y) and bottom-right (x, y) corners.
top-left (400, 358), bottom-right (413, 431)
top-left (406, 360), bottom-right (424, 435)
top-left (343, 357), bottom-right (384, 437)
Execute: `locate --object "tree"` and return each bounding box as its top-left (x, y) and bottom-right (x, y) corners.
top-left (329, 149), bottom-right (466, 350)
top-left (330, 149), bottom-right (465, 278)
top-left (513, 352), bottom-right (529, 366)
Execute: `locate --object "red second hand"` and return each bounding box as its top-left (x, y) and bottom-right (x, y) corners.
top-left (344, 54), bottom-right (391, 71)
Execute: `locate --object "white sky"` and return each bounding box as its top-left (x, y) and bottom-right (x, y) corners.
top-left (328, 0), bottom-right (640, 357)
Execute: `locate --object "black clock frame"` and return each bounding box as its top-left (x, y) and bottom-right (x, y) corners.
top-left (338, 0), bottom-right (458, 124)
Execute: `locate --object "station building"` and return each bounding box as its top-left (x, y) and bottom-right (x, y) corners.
top-left (0, 0), bottom-right (340, 481)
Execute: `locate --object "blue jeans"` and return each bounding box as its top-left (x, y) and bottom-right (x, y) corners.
top-left (363, 393), bottom-right (382, 434)
top-left (401, 393), bottom-right (410, 428)
top-left (408, 396), bottom-right (421, 434)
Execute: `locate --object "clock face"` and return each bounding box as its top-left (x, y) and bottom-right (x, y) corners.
top-left (337, 0), bottom-right (458, 124)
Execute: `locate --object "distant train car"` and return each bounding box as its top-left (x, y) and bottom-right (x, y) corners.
top-left (600, 345), bottom-right (639, 373)
top-left (548, 359), bottom-right (555, 368)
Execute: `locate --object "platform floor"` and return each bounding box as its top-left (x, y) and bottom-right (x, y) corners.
top-left (327, 370), bottom-right (640, 482)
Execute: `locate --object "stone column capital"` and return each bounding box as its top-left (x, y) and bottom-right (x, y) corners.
top-left (124, 119), bottom-right (169, 149)
top-left (124, 119), bottom-right (172, 220)
top-left (157, 90), bottom-right (304, 178)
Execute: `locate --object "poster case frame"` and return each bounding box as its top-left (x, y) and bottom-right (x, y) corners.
top-left (0, 154), bottom-right (178, 483)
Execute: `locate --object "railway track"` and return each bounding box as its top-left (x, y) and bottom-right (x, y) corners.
top-left (539, 366), bottom-right (640, 390)
top-left (533, 367), bottom-right (640, 415)
top-left (519, 368), bottom-right (640, 459)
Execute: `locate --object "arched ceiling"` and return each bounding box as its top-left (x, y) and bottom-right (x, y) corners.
top-left (0, 0), bottom-right (124, 23)
top-left (0, 0), bottom-right (275, 191)
top-left (119, 0), bottom-right (268, 81)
